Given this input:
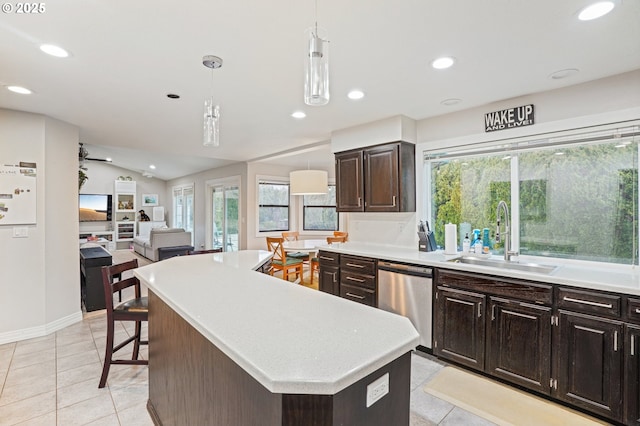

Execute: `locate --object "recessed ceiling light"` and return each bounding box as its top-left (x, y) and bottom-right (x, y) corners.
top-left (39, 44), bottom-right (70, 58)
top-left (441, 98), bottom-right (461, 106)
top-left (7, 86), bottom-right (32, 94)
top-left (166, 93), bottom-right (180, 99)
top-left (149, 164), bottom-right (156, 170)
top-left (578, 1), bottom-right (615, 21)
top-left (431, 56), bottom-right (455, 70)
top-left (105, 157), bottom-right (112, 162)
top-left (347, 90), bottom-right (365, 100)
top-left (548, 68), bottom-right (579, 80)
top-left (291, 111), bottom-right (306, 119)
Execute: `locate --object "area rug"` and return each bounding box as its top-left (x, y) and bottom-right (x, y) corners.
top-left (424, 367), bottom-right (608, 426)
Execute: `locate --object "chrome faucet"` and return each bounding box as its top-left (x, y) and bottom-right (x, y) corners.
top-left (496, 200), bottom-right (519, 261)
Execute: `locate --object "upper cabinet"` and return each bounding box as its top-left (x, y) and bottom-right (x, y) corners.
top-left (335, 141), bottom-right (415, 212)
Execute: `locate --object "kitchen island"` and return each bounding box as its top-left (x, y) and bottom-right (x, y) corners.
top-left (134, 250), bottom-right (419, 425)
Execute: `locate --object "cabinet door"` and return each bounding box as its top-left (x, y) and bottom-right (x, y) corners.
top-left (434, 286), bottom-right (486, 370)
top-left (319, 266), bottom-right (339, 296)
top-left (555, 311), bottom-right (623, 421)
top-left (487, 297), bottom-right (552, 395)
top-left (335, 151), bottom-right (364, 212)
top-left (363, 144), bottom-right (399, 212)
top-left (625, 324), bottom-right (640, 425)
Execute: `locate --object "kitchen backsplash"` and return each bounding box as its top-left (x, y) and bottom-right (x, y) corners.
top-left (344, 212), bottom-right (417, 248)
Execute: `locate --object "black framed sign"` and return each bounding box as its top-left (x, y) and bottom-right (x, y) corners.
top-left (485, 104), bottom-right (534, 132)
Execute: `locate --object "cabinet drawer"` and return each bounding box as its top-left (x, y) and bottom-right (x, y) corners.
top-left (340, 254), bottom-right (376, 276)
top-left (557, 287), bottom-right (621, 317)
top-left (318, 250), bottom-right (339, 267)
top-left (436, 269), bottom-right (552, 305)
top-left (627, 297), bottom-right (640, 323)
top-left (340, 283), bottom-right (376, 307)
top-left (341, 271), bottom-right (376, 290)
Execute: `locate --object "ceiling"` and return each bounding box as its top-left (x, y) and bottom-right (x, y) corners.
top-left (1, 1), bottom-right (639, 180)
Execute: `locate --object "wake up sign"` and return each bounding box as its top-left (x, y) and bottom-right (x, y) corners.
top-left (485, 104), bottom-right (534, 132)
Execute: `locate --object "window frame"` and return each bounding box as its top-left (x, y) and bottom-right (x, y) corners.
top-left (256, 177), bottom-right (290, 234)
top-left (301, 184), bottom-right (338, 231)
top-left (423, 122), bottom-right (640, 267)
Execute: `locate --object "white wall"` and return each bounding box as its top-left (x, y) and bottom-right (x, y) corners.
top-left (0, 109), bottom-right (81, 343)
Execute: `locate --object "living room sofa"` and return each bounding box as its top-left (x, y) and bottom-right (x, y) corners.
top-left (133, 228), bottom-right (192, 261)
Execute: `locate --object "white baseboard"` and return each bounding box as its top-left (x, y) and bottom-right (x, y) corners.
top-left (0, 310), bottom-right (83, 345)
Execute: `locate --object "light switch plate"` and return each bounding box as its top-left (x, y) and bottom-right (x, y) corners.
top-left (13, 227), bottom-right (28, 238)
top-left (366, 372), bottom-right (389, 408)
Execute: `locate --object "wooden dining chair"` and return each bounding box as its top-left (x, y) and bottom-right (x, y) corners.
top-left (327, 236), bottom-right (347, 244)
top-left (281, 231), bottom-right (310, 263)
top-left (99, 259), bottom-right (148, 388)
top-left (266, 237), bottom-right (304, 282)
top-left (333, 231), bottom-right (349, 241)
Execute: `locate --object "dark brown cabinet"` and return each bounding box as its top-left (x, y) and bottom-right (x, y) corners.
top-left (555, 311), bottom-right (623, 421)
top-left (318, 250), bottom-right (340, 296)
top-left (434, 286), bottom-right (486, 370)
top-left (335, 142), bottom-right (415, 213)
top-left (625, 323), bottom-right (640, 425)
top-left (487, 297), bottom-right (552, 395)
top-left (339, 254), bottom-right (377, 307)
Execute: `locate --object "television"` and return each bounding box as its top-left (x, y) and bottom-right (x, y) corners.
top-left (79, 194), bottom-right (113, 222)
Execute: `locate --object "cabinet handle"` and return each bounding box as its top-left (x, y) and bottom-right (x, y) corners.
top-left (345, 263), bottom-right (365, 269)
top-left (357, 197), bottom-right (361, 207)
top-left (491, 305), bottom-right (496, 321)
top-left (562, 296), bottom-right (612, 309)
top-left (332, 272), bottom-right (337, 283)
top-left (635, 308), bottom-right (640, 314)
top-left (392, 195), bottom-right (396, 207)
top-left (478, 302), bottom-right (482, 318)
top-left (614, 331), bottom-right (618, 352)
top-left (632, 335), bottom-right (635, 356)
top-left (319, 256), bottom-right (335, 261)
top-left (346, 292), bottom-right (365, 300)
top-left (345, 276), bottom-right (365, 283)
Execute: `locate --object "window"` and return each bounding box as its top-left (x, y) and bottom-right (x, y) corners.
top-left (303, 185), bottom-right (338, 231)
top-left (426, 125), bottom-right (639, 265)
top-left (258, 181), bottom-right (289, 232)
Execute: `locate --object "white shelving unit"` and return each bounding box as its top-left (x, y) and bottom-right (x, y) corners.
top-left (114, 180), bottom-right (137, 244)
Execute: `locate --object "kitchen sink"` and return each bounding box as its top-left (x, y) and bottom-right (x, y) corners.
top-left (447, 256), bottom-right (559, 275)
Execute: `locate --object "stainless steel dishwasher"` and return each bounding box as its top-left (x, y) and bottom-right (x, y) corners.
top-left (377, 261), bottom-right (432, 350)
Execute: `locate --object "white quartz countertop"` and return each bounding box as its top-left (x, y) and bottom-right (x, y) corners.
top-left (133, 250), bottom-right (419, 395)
top-left (318, 242), bottom-right (640, 296)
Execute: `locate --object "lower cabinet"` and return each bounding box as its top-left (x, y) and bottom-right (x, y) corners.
top-left (626, 324), bottom-right (640, 425)
top-left (487, 297), bottom-right (552, 395)
top-left (555, 311), bottom-right (624, 421)
top-left (318, 251), bottom-right (340, 296)
top-left (434, 287), bottom-right (486, 370)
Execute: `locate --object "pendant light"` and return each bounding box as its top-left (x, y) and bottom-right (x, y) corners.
top-left (290, 160), bottom-right (328, 195)
top-left (304, 0), bottom-right (329, 106)
top-left (203, 55), bottom-right (222, 147)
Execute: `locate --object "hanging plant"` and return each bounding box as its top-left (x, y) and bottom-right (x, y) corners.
top-left (79, 168), bottom-right (88, 190)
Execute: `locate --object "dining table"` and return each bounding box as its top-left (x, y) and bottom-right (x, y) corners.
top-left (282, 239), bottom-right (328, 258)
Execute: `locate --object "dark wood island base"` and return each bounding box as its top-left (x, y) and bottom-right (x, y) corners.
top-left (146, 290), bottom-right (412, 426)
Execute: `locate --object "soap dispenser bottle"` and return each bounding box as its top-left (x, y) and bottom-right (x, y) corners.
top-left (462, 233), bottom-right (471, 253)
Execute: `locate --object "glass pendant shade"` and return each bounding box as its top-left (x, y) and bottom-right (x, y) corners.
top-left (304, 27), bottom-right (329, 106)
top-left (203, 97), bottom-right (220, 147)
top-left (290, 170), bottom-right (328, 194)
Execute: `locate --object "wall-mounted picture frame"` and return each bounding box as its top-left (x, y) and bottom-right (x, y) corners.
top-left (142, 194), bottom-right (159, 206)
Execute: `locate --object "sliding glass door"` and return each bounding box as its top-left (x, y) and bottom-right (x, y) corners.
top-left (207, 177), bottom-right (240, 252)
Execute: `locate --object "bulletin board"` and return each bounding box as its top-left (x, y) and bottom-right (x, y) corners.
top-left (0, 161), bottom-right (37, 225)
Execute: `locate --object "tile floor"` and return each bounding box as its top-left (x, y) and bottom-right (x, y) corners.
top-left (0, 313), bottom-right (490, 425)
